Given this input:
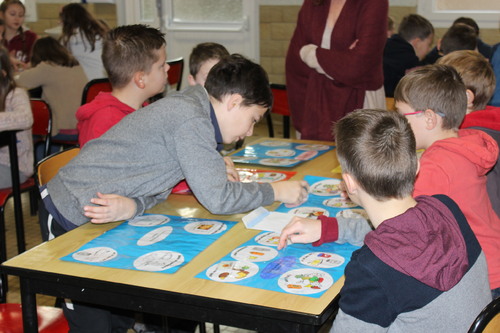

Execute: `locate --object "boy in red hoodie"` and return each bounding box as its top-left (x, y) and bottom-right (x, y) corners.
top-left (76, 24), bottom-right (168, 147)
top-left (280, 64), bottom-right (500, 299)
top-left (438, 50), bottom-right (500, 216)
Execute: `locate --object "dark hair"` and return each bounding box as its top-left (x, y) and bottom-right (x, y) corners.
top-left (189, 42), bottom-right (230, 76)
top-left (31, 36), bottom-right (79, 68)
top-left (59, 3), bottom-right (108, 52)
top-left (334, 109), bottom-right (417, 200)
top-left (440, 23), bottom-right (477, 55)
top-left (394, 64), bottom-right (467, 130)
top-left (0, 46), bottom-right (16, 111)
top-left (453, 17), bottom-right (480, 35)
top-left (398, 14), bottom-right (434, 42)
top-left (438, 50), bottom-right (495, 111)
top-left (102, 24), bottom-right (165, 88)
top-left (205, 54), bottom-right (272, 109)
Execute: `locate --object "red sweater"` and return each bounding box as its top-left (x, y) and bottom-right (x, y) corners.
top-left (460, 105), bottom-right (500, 131)
top-left (285, 0), bottom-right (387, 141)
top-left (3, 30), bottom-right (37, 64)
top-left (76, 92), bottom-right (135, 147)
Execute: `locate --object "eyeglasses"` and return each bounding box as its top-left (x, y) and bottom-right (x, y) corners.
top-left (402, 110), bottom-right (446, 117)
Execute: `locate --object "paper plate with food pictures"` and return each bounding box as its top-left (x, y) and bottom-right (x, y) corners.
top-left (289, 206), bottom-right (329, 218)
top-left (184, 221), bottom-right (227, 235)
top-left (309, 178), bottom-right (342, 196)
top-left (323, 197), bottom-right (358, 209)
top-left (265, 149), bottom-right (296, 157)
top-left (259, 158), bottom-right (300, 167)
top-left (295, 144), bottom-right (331, 151)
top-left (206, 260), bottom-right (259, 282)
top-left (278, 268), bottom-right (334, 295)
top-left (299, 252), bottom-right (345, 268)
top-left (259, 140), bottom-right (292, 147)
top-left (72, 247), bottom-right (118, 263)
top-left (254, 231), bottom-right (281, 247)
top-left (128, 214), bottom-right (171, 227)
top-left (231, 245), bottom-right (279, 262)
top-left (336, 209), bottom-right (369, 220)
top-left (230, 156), bottom-right (259, 163)
top-left (136, 226), bottom-right (173, 246)
top-left (133, 250), bottom-right (184, 271)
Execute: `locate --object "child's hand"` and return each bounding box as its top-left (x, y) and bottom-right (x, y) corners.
top-left (278, 216), bottom-right (322, 250)
top-left (271, 180), bottom-right (309, 206)
top-left (223, 156), bottom-right (240, 182)
top-left (83, 192), bottom-right (137, 224)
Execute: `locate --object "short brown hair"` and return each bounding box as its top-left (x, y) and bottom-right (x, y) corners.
top-left (394, 64), bottom-right (467, 130)
top-left (189, 42), bottom-right (230, 77)
top-left (102, 24), bottom-right (166, 88)
top-left (440, 23), bottom-right (477, 55)
top-left (398, 14), bottom-right (434, 42)
top-left (334, 109), bottom-right (417, 200)
top-left (437, 50), bottom-right (495, 111)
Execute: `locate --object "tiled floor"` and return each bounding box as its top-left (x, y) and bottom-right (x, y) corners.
top-left (2, 114), bottom-right (301, 332)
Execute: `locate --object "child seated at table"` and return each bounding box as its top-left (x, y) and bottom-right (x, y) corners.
top-left (437, 50), bottom-right (500, 216)
top-left (279, 65), bottom-right (500, 300)
top-left (279, 108), bottom-right (491, 331)
top-left (187, 42), bottom-right (229, 87)
top-left (76, 24), bottom-right (168, 148)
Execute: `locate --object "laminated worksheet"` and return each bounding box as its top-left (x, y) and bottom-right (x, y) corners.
top-left (230, 140), bottom-right (335, 167)
top-left (61, 214), bottom-right (236, 274)
top-left (198, 175), bottom-right (365, 297)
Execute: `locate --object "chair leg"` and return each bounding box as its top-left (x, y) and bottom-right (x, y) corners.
top-left (0, 207), bottom-right (8, 303)
top-left (29, 186), bottom-right (39, 216)
top-left (266, 111), bottom-right (274, 137)
top-left (213, 323), bottom-right (220, 333)
top-left (199, 322), bottom-right (207, 333)
top-left (283, 115), bottom-right (290, 139)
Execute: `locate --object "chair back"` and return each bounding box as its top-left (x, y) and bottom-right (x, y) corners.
top-left (36, 147), bottom-right (80, 186)
top-left (81, 78), bottom-right (112, 105)
top-left (468, 297), bottom-right (500, 333)
top-left (30, 99), bottom-right (52, 159)
top-left (167, 57), bottom-right (184, 91)
top-left (270, 83), bottom-right (290, 117)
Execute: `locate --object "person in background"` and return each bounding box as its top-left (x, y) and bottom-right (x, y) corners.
top-left (76, 24), bottom-right (168, 148)
top-left (0, 0), bottom-right (37, 71)
top-left (383, 14), bottom-right (434, 97)
top-left (16, 36), bottom-right (88, 160)
top-left (286, 0), bottom-right (388, 141)
top-left (59, 3), bottom-right (108, 81)
top-left (187, 42), bottom-right (229, 87)
top-left (489, 43), bottom-right (500, 106)
top-left (279, 109), bottom-right (491, 332)
top-left (0, 45), bottom-right (32, 188)
top-left (387, 16), bottom-right (395, 38)
top-left (424, 17), bottom-right (493, 65)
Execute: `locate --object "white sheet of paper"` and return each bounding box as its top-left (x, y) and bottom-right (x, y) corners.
top-left (242, 207), bottom-right (307, 233)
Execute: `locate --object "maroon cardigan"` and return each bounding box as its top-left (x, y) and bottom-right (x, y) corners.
top-left (285, 0), bottom-right (387, 140)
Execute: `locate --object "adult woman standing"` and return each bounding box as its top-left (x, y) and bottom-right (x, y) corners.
top-left (59, 3), bottom-right (108, 81)
top-left (286, 0), bottom-right (388, 141)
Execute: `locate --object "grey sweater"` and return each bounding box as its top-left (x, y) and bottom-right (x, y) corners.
top-left (47, 85), bottom-right (274, 227)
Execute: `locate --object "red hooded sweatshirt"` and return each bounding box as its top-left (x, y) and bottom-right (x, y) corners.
top-left (414, 129), bottom-right (500, 289)
top-left (76, 92), bottom-right (135, 147)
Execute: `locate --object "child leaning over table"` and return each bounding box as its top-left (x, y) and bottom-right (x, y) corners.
top-left (40, 53), bottom-right (309, 332)
top-left (279, 109), bottom-right (491, 332)
top-left (76, 24), bottom-right (168, 148)
top-left (279, 65), bottom-right (500, 300)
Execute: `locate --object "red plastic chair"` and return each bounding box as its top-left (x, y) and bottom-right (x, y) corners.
top-left (0, 304), bottom-right (69, 332)
top-left (267, 83), bottom-right (291, 138)
top-left (81, 77), bottom-right (112, 105)
top-left (167, 57), bottom-right (184, 91)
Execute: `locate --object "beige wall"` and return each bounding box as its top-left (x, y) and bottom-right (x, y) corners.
top-left (27, 2), bottom-right (117, 37)
top-left (27, 3), bottom-right (500, 85)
